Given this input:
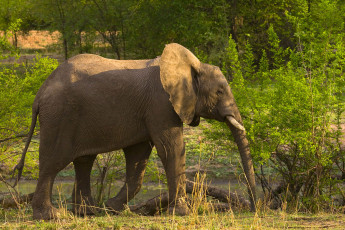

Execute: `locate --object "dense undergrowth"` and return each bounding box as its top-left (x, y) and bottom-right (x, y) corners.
top-left (204, 3), bottom-right (345, 212)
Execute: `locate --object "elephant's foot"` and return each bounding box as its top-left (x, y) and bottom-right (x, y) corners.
top-left (33, 205), bottom-right (61, 220)
top-left (167, 198), bottom-right (190, 216)
top-left (105, 198), bottom-right (126, 214)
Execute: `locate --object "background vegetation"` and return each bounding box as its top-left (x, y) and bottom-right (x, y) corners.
top-left (1, 0), bottom-right (345, 225)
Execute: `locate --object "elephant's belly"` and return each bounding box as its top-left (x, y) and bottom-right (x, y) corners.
top-left (74, 121), bottom-right (150, 156)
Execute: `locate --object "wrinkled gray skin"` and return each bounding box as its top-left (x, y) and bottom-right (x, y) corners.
top-left (15, 43), bottom-right (256, 220)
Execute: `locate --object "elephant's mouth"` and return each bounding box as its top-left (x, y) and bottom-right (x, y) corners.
top-left (217, 108), bottom-right (245, 131)
top-left (188, 115), bottom-right (200, 127)
top-left (225, 116), bottom-right (245, 131)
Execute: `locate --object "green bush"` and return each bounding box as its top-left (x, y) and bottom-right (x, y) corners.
top-left (0, 54), bottom-right (58, 179)
top-left (205, 0), bottom-right (345, 212)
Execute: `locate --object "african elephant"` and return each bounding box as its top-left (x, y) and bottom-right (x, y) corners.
top-left (13, 52), bottom-right (160, 217)
top-left (14, 43), bottom-right (256, 220)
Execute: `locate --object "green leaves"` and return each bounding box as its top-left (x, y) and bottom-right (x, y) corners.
top-left (203, 0), bottom-right (345, 211)
top-left (0, 54), bottom-right (58, 179)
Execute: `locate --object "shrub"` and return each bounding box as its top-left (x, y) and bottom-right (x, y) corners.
top-left (205, 1), bottom-right (345, 211)
top-left (0, 54), bottom-right (58, 179)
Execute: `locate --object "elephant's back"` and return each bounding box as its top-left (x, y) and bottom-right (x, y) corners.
top-left (37, 54), bottom-right (160, 99)
top-left (67, 54), bottom-right (155, 75)
top-left (42, 54), bottom-right (157, 87)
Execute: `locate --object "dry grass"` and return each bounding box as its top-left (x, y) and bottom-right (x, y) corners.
top-left (2, 174), bottom-right (345, 229)
top-left (2, 203), bottom-right (345, 229)
top-left (0, 30), bottom-right (60, 49)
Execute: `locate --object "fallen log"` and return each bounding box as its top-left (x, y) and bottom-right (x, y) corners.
top-left (130, 192), bottom-right (169, 215)
top-left (186, 180), bottom-right (250, 209)
top-left (1, 180), bottom-right (251, 214)
top-left (129, 180), bottom-right (250, 215)
top-left (0, 192), bottom-right (34, 208)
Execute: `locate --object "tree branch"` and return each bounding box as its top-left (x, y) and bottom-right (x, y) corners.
top-left (0, 133), bottom-right (27, 143)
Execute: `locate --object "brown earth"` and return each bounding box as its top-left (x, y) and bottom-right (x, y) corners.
top-left (1, 30), bottom-right (60, 49)
top-left (1, 30), bottom-right (63, 64)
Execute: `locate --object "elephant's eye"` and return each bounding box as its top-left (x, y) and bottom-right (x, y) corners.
top-left (216, 90), bottom-right (223, 96)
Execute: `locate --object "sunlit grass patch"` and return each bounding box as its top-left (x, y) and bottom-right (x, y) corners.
top-left (2, 186), bottom-right (345, 230)
top-left (2, 207), bottom-right (345, 229)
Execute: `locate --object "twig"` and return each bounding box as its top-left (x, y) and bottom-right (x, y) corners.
top-left (0, 173), bottom-right (20, 208)
top-left (0, 133), bottom-right (27, 143)
top-left (0, 174), bottom-right (17, 189)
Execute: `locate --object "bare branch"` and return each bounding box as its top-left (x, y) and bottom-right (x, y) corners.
top-left (0, 133), bottom-right (27, 143)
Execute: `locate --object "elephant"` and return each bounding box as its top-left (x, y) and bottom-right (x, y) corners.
top-left (13, 52), bottom-right (160, 217)
top-left (14, 43), bottom-right (256, 220)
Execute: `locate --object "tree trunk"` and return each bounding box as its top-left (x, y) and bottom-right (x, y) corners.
top-left (63, 37), bottom-right (68, 60)
top-left (78, 30), bottom-right (83, 54)
top-left (229, 0), bottom-right (239, 44)
top-left (13, 32), bottom-right (18, 48)
top-left (0, 192), bottom-right (34, 209)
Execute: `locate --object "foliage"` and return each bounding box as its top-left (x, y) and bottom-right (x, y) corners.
top-left (93, 151), bottom-right (125, 205)
top-left (85, 0), bottom-right (133, 59)
top-left (31, 0), bottom-right (91, 59)
top-left (221, 0), bottom-right (345, 212)
top-left (0, 51), bottom-right (58, 178)
top-left (0, 0), bottom-right (27, 35)
top-left (0, 0), bottom-right (331, 65)
top-left (0, 19), bottom-right (21, 59)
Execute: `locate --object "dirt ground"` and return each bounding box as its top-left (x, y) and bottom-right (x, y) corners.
top-left (2, 30), bottom-right (60, 49)
top-left (0, 30), bottom-right (64, 64)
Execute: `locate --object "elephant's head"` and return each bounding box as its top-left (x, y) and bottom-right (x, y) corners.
top-left (160, 43), bottom-right (256, 211)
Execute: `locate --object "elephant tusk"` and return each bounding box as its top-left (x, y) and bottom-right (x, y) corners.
top-left (226, 116), bottom-right (245, 131)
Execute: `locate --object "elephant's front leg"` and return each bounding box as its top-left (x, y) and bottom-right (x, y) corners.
top-left (154, 128), bottom-right (189, 215)
top-left (105, 141), bottom-right (152, 213)
top-left (72, 154), bottom-right (97, 215)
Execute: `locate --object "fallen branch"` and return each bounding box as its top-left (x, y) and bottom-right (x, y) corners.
top-left (129, 180), bottom-right (250, 215)
top-left (0, 192), bottom-right (34, 208)
top-left (186, 180), bottom-right (250, 209)
top-left (0, 173), bottom-right (34, 208)
top-left (1, 180), bottom-right (251, 214)
top-left (130, 193), bottom-right (169, 215)
top-left (0, 133), bottom-right (27, 143)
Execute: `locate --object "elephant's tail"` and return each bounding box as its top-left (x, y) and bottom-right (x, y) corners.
top-left (12, 101), bottom-right (39, 187)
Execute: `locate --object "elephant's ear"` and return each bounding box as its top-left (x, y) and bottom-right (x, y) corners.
top-left (160, 43), bottom-right (201, 124)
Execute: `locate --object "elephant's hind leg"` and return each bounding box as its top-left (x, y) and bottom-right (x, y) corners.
top-left (32, 155), bottom-right (71, 220)
top-left (72, 154), bottom-right (97, 216)
top-left (105, 141), bottom-right (152, 213)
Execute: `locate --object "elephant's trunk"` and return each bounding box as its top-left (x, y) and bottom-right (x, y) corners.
top-left (225, 115), bottom-right (256, 212)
